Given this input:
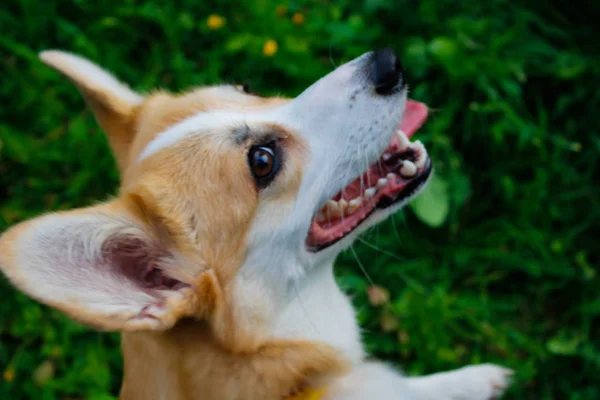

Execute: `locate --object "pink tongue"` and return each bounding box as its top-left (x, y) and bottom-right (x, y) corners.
top-left (400, 100), bottom-right (429, 139)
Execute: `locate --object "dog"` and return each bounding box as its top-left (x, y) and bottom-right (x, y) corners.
top-left (0, 48), bottom-right (513, 399)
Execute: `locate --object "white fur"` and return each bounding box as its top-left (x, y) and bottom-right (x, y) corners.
top-left (13, 212), bottom-right (154, 311)
top-left (223, 52), bottom-right (512, 398)
top-left (8, 211), bottom-right (186, 329)
top-left (136, 51), bottom-right (513, 398)
top-left (326, 362), bottom-right (512, 400)
top-left (138, 109), bottom-right (246, 161)
top-left (6, 50), bottom-right (513, 399)
top-left (271, 261), bottom-right (364, 365)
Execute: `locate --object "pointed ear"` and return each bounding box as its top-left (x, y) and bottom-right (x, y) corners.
top-left (39, 50), bottom-right (144, 171)
top-left (0, 199), bottom-right (209, 331)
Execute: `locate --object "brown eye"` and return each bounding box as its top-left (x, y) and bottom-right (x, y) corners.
top-left (250, 147), bottom-right (274, 177)
top-left (248, 143), bottom-right (280, 187)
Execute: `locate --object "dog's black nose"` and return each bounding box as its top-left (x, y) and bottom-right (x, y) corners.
top-left (371, 48), bottom-right (404, 95)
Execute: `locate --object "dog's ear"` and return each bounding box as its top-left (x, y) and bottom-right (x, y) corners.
top-left (0, 196), bottom-right (212, 331)
top-left (39, 50), bottom-right (143, 171)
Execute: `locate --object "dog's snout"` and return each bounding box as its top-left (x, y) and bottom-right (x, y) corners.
top-left (371, 48), bottom-right (404, 95)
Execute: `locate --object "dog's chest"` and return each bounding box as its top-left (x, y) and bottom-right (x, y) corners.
top-left (271, 264), bottom-right (364, 365)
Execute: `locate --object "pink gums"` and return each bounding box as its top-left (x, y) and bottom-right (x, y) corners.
top-left (306, 100), bottom-right (429, 248)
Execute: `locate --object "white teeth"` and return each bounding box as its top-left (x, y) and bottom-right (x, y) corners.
top-left (339, 199), bottom-right (348, 216)
top-left (396, 129), bottom-right (411, 149)
top-left (400, 160), bottom-right (417, 177)
top-left (348, 197), bottom-right (363, 214)
top-left (325, 199), bottom-right (341, 218)
top-left (316, 132), bottom-right (429, 223)
top-left (318, 196), bottom-right (364, 220)
top-left (413, 140), bottom-right (428, 168)
top-left (397, 130), bottom-right (429, 169)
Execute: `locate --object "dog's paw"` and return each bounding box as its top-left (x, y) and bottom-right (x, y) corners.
top-left (445, 363), bottom-right (514, 400)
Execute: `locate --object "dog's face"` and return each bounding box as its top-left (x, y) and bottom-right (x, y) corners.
top-left (0, 50), bottom-right (431, 339)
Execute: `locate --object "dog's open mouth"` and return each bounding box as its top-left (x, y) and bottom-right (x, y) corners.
top-left (306, 101), bottom-right (432, 252)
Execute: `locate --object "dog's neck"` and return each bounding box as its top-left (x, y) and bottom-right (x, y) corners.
top-left (119, 260), bottom-right (363, 400)
top-left (270, 260), bottom-right (364, 362)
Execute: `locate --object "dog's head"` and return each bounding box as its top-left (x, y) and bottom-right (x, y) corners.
top-left (0, 49), bottom-right (431, 339)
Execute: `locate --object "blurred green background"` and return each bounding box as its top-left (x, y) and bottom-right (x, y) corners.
top-left (0, 0), bottom-right (598, 399)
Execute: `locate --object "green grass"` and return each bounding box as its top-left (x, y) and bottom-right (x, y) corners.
top-left (1, 0), bottom-right (599, 399)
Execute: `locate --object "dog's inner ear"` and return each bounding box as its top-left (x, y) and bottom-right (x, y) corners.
top-left (0, 199), bottom-right (204, 332)
top-left (40, 51), bottom-right (144, 171)
top-left (104, 235), bottom-right (186, 292)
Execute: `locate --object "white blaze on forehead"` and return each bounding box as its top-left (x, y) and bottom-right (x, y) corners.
top-left (138, 110), bottom-right (248, 162)
top-left (138, 106), bottom-right (293, 162)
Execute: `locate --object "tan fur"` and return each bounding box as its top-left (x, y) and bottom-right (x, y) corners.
top-left (120, 322), bottom-right (348, 400)
top-left (39, 51), bottom-right (141, 171)
top-left (128, 88), bottom-right (287, 175)
top-left (119, 93), bottom-right (345, 398)
top-left (0, 54), bottom-right (346, 400)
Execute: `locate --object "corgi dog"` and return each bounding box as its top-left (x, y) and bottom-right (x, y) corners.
top-left (0, 48), bottom-right (512, 400)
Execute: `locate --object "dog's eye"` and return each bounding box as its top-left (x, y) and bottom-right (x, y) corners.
top-left (248, 143), bottom-right (280, 187)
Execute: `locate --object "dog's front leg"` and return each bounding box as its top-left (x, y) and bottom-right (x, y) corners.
top-left (404, 363), bottom-right (514, 400)
top-left (325, 362), bottom-right (513, 400)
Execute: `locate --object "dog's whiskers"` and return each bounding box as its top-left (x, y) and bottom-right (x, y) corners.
top-left (328, 42), bottom-right (338, 69)
top-left (356, 236), bottom-right (405, 263)
top-left (355, 237), bottom-right (425, 292)
top-left (349, 244), bottom-right (375, 286)
top-left (291, 278), bottom-right (321, 335)
top-left (391, 212), bottom-right (408, 247)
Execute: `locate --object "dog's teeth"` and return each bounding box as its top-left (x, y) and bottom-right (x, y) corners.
top-left (396, 129), bottom-right (411, 149)
top-left (386, 172), bottom-right (396, 180)
top-left (364, 188), bottom-right (376, 199)
top-left (376, 178), bottom-right (388, 188)
top-left (413, 140), bottom-right (428, 168)
top-left (400, 160), bottom-right (417, 177)
top-left (339, 199), bottom-right (348, 215)
top-left (382, 153), bottom-right (392, 161)
top-left (325, 200), bottom-right (341, 218)
top-left (316, 211), bottom-right (327, 222)
top-left (348, 197), bottom-right (363, 214)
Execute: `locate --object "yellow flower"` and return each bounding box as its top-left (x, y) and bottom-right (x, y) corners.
top-left (292, 12), bottom-right (305, 25)
top-left (263, 40), bottom-right (278, 57)
top-left (3, 367), bottom-right (15, 382)
top-left (275, 5), bottom-right (287, 17)
top-left (207, 14), bottom-right (226, 30)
